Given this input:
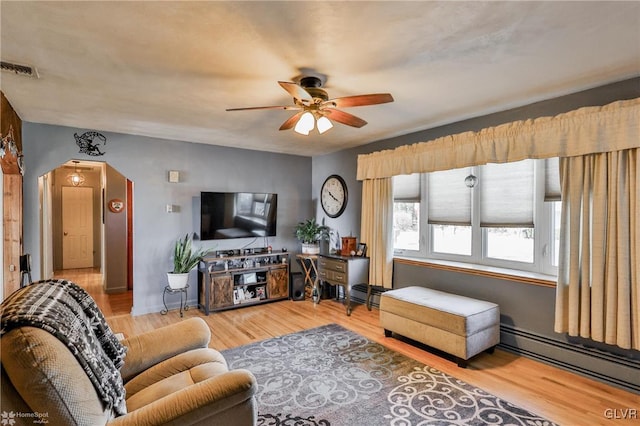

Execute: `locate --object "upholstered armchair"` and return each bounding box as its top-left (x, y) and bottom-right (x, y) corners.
top-left (1, 317), bottom-right (257, 425)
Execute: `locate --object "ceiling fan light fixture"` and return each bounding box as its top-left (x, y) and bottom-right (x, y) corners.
top-left (317, 116), bottom-right (333, 134)
top-left (227, 76), bottom-right (394, 134)
top-left (294, 111), bottom-right (315, 135)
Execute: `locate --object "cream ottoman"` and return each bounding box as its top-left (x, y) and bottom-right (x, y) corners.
top-left (380, 286), bottom-right (500, 367)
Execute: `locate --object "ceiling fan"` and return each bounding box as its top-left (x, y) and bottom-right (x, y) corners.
top-left (226, 76), bottom-right (394, 135)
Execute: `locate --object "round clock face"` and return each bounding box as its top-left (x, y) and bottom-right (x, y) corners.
top-left (321, 175), bottom-right (348, 218)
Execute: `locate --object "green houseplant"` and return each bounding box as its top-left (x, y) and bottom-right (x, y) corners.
top-left (294, 218), bottom-right (330, 254)
top-left (167, 233), bottom-right (211, 289)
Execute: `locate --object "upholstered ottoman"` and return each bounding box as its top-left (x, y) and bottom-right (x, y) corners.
top-left (380, 286), bottom-right (500, 367)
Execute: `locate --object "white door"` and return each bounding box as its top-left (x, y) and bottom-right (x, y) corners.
top-left (62, 186), bottom-right (94, 269)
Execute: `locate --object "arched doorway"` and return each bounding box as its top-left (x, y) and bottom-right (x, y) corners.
top-left (39, 160), bottom-right (133, 315)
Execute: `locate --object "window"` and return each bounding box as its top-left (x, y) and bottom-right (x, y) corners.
top-left (392, 174), bottom-right (421, 252)
top-left (481, 160), bottom-right (535, 264)
top-left (428, 167), bottom-right (473, 256)
top-left (485, 227), bottom-right (533, 263)
top-left (432, 225), bottom-right (471, 255)
top-left (393, 159), bottom-right (560, 276)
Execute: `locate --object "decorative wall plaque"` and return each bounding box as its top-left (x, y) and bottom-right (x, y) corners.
top-left (75, 131), bottom-right (107, 156)
top-left (108, 198), bottom-right (125, 213)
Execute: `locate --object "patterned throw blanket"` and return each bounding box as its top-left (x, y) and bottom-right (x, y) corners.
top-left (0, 279), bottom-right (128, 416)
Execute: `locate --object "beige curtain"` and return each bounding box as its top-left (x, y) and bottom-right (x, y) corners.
top-left (361, 178), bottom-right (393, 288)
top-left (555, 148), bottom-right (639, 350)
top-left (357, 98), bottom-right (640, 179)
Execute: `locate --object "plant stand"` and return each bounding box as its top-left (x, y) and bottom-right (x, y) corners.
top-left (296, 254), bottom-right (319, 303)
top-left (161, 284), bottom-right (189, 317)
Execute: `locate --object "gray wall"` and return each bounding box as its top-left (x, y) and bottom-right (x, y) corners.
top-left (311, 77), bottom-right (640, 391)
top-left (23, 124), bottom-right (312, 315)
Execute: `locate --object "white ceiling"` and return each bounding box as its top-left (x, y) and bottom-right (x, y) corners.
top-left (1, 1), bottom-right (639, 157)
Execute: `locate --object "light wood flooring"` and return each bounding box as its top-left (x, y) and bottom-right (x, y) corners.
top-left (62, 268), bottom-right (638, 426)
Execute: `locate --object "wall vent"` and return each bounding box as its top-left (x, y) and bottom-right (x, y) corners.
top-left (1, 61), bottom-right (39, 78)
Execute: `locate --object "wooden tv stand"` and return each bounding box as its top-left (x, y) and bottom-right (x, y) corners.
top-left (198, 250), bottom-right (289, 315)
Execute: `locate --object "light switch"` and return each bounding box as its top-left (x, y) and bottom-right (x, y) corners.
top-left (168, 170), bottom-right (180, 183)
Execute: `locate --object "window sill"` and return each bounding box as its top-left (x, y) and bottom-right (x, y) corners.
top-left (393, 256), bottom-right (557, 288)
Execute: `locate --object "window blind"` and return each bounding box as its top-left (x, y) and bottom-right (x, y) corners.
top-left (427, 167), bottom-right (472, 226)
top-left (392, 174), bottom-right (420, 201)
top-left (480, 159), bottom-right (534, 228)
top-left (545, 157), bottom-right (561, 201)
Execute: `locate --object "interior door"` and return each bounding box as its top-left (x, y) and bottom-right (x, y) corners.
top-left (62, 186), bottom-right (94, 269)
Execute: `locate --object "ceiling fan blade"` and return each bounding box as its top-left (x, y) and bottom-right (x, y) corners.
top-left (278, 81), bottom-right (313, 102)
top-left (323, 108), bottom-right (368, 128)
top-left (325, 93), bottom-right (394, 108)
top-left (226, 105), bottom-right (300, 112)
top-left (279, 111), bottom-right (304, 130)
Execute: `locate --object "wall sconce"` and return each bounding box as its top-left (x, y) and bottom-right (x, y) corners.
top-left (67, 160), bottom-right (86, 186)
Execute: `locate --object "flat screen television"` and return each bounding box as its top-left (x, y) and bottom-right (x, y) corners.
top-left (200, 192), bottom-right (277, 240)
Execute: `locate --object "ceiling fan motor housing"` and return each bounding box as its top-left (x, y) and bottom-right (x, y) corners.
top-left (299, 76), bottom-right (323, 88)
top-left (300, 76), bottom-right (328, 102)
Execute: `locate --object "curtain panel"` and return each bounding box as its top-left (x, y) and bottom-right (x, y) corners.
top-left (360, 178), bottom-right (394, 288)
top-left (357, 98), bottom-right (640, 179)
top-left (555, 149), bottom-right (639, 350)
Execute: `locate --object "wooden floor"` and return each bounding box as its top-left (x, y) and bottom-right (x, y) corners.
top-left (62, 269), bottom-right (638, 426)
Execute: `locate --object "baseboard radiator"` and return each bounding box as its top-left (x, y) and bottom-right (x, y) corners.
top-left (352, 289), bottom-right (639, 394)
top-left (499, 325), bottom-right (639, 394)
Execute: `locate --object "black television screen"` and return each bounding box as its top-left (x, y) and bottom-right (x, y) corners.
top-left (200, 192), bottom-right (277, 240)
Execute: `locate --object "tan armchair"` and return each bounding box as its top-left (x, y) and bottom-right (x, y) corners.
top-left (1, 317), bottom-right (257, 425)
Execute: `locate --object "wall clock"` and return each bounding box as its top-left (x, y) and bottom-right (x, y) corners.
top-left (321, 174), bottom-right (348, 218)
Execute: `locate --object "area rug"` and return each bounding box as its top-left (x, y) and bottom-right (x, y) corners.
top-left (222, 324), bottom-right (557, 426)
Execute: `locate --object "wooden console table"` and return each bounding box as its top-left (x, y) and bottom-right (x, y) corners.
top-left (318, 254), bottom-right (369, 316)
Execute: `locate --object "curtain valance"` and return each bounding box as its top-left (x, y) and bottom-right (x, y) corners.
top-left (357, 98), bottom-right (640, 180)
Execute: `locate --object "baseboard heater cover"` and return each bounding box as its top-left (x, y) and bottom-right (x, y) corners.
top-left (499, 325), bottom-right (639, 393)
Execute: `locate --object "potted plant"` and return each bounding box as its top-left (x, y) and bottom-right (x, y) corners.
top-left (168, 233), bottom-right (211, 289)
top-left (294, 218), bottom-right (330, 255)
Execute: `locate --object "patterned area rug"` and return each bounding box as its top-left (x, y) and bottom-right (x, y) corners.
top-left (222, 324), bottom-right (557, 426)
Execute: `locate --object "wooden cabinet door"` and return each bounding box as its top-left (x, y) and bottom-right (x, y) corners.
top-left (267, 267), bottom-right (288, 299)
top-left (212, 274), bottom-right (233, 309)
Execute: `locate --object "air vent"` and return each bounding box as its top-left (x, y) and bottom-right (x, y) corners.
top-left (1, 61), bottom-right (38, 78)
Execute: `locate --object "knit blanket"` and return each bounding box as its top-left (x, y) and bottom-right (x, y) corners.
top-left (0, 279), bottom-right (127, 416)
